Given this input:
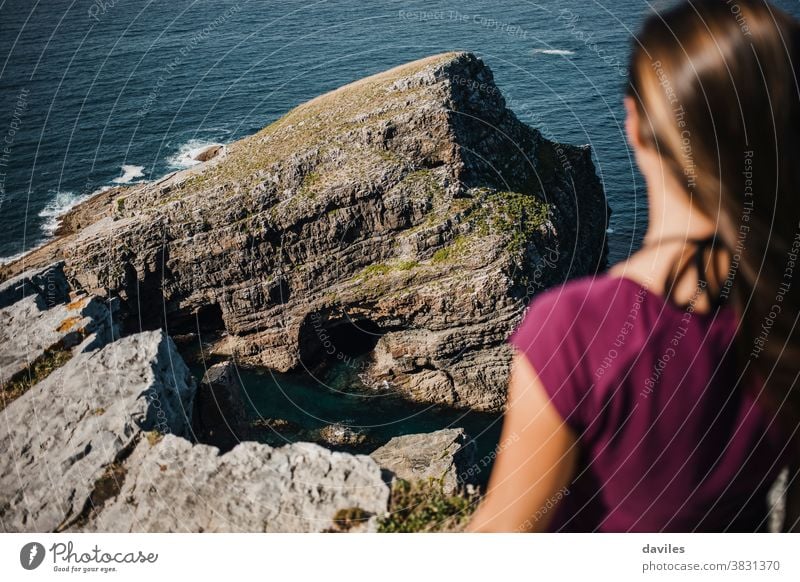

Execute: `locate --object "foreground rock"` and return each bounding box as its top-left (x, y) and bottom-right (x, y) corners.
top-left (370, 428), bottom-right (477, 494)
top-left (0, 330), bottom-right (195, 532)
top-left (2, 52), bottom-right (608, 413)
top-left (76, 435), bottom-right (390, 533)
top-left (0, 261), bottom-right (69, 309)
top-left (0, 264), bottom-right (477, 533)
top-left (0, 291), bottom-right (117, 391)
top-left (0, 263), bottom-right (120, 413)
top-left (192, 360), bottom-right (249, 451)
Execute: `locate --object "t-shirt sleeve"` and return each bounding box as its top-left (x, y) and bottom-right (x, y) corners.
top-left (509, 285), bottom-right (595, 434)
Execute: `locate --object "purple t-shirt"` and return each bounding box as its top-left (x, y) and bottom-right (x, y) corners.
top-left (510, 274), bottom-right (789, 532)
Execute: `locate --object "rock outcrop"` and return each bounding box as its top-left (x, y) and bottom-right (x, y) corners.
top-left (0, 261), bottom-right (69, 310)
top-left (0, 330), bottom-right (195, 532)
top-left (370, 428), bottom-right (477, 494)
top-left (75, 435), bottom-right (390, 533)
top-left (0, 273), bottom-right (471, 532)
top-left (1, 52), bottom-right (608, 412)
top-left (0, 262), bottom-right (119, 410)
top-left (317, 422), bottom-right (369, 448)
top-left (0, 293), bottom-right (113, 385)
top-left (0, 52), bottom-right (612, 533)
top-left (192, 360), bottom-right (249, 451)
top-left (192, 144), bottom-right (224, 162)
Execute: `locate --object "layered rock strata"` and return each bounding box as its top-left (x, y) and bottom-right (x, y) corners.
top-left (1, 52), bottom-right (608, 412)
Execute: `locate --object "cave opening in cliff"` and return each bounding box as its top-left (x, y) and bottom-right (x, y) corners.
top-left (195, 303), bottom-right (225, 332)
top-left (298, 311), bottom-right (383, 371)
top-left (161, 302), bottom-right (225, 337)
top-left (268, 278), bottom-right (291, 305)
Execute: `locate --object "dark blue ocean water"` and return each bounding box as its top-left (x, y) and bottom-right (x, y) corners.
top-left (2, 0), bottom-right (799, 263)
top-left (8, 0), bottom-right (800, 264)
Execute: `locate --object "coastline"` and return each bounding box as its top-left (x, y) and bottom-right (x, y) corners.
top-left (0, 143), bottom-right (226, 282)
top-left (0, 51), bottom-right (609, 412)
top-left (0, 185), bottom-right (121, 281)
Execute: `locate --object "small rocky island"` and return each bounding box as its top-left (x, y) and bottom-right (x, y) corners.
top-left (0, 52), bottom-right (608, 532)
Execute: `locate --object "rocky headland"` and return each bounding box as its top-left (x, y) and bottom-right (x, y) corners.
top-left (0, 52), bottom-right (608, 532)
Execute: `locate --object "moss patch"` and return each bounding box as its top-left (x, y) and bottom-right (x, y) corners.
top-left (431, 235), bottom-right (470, 264)
top-left (56, 316), bottom-right (82, 333)
top-left (297, 170), bottom-right (321, 198)
top-left (377, 479), bottom-right (479, 533)
top-left (468, 190), bottom-right (551, 256)
top-left (356, 259), bottom-right (419, 281)
top-left (328, 507), bottom-right (372, 532)
top-left (61, 461), bottom-right (128, 531)
top-left (402, 169), bottom-right (442, 202)
top-left (145, 431), bottom-right (164, 447)
top-left (359, 263), bottom-right (392, 278)
top-left (396, 259), bottom-right (419, 271)
top-left (0, 344), bottom-right (73, 412)
top-left (89, 462), bottom-right (127, 509)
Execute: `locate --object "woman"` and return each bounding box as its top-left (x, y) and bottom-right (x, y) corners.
top-left (469, 0), bottom-right (800, 532)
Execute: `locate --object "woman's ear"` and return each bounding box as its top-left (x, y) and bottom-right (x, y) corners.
top-left (624, 95), bottom-right (644, 151)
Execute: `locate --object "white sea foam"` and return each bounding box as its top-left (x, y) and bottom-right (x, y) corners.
top-left (39, 186), bottom-right (112, 235)
top-left (39, 190), bottom-right (84, 235)
top-left (0, 186), bottom-right (114, 264)
top-left (112, 164), bottom-right (145, 184)
top-left (168, 140), bottom-right (224, 169)
top-left (0, 248), bottom-right (31, 266)
top-left (531, 48), bottom-right (576, 56)
top-left (606, 228), bottom-right (615, 234)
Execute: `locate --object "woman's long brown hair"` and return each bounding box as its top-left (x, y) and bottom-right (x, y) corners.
top-left (627, 0), bottom-right (800, 451)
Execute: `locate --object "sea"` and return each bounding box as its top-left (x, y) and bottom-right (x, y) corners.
top-left (3, 0), bottom-right (799, 462)
top-left (4, 0), bottom-right (800, 261)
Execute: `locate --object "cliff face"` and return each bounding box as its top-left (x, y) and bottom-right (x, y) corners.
top-left (8, 52), bottom-right (608, 411)
top-left (0, 264), bottom-right (471, 533)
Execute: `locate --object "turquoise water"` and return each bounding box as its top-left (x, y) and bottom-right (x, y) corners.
top-left (192, 357), bottom-right (502, 483)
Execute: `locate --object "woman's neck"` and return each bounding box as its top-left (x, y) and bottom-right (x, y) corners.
top-left (643, 167), bottom-right (717, 246)
top-left (610, 165), bottom-right (721, 309)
